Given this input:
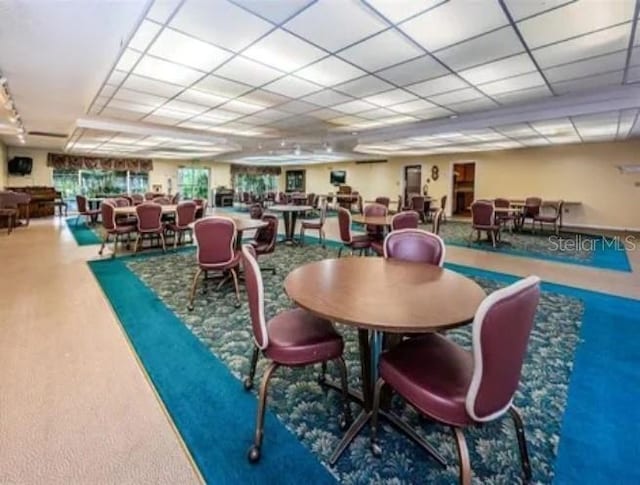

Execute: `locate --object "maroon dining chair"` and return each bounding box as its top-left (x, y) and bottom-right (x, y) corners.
top-left (371, 211), bottom-right (419, 256)
top-left (370, 275), bottom-right (541, 485)
top-left (240, 245), bottom-right (351, 463)
top-left (112, 197), bottom-right (138, 227)
top-left (166, 201), bottom-right (197, 248)
top-left (337, 207), bottom-right (371, 257)
top-left (171, 192), bottom-right (181, 204)
top-left (522, 197), bottom-right (542, 231)
top-left (249, 203), bottom-right (264, 220)
top-left (134, 203), bottom-right (166, 253)
top-left (98, 201), bottom-right (137, 258)
top-left (428, 195), bottom-right (447, 223)
top-left (131, 193), bottom-right (144, 205)
top-left (395, 195), bottom-right (402, 214)
top-left (153, 196), bottom-right (171, 205)
top-left (194, 198), bottom-right (208, 219)
top-left (144, 192), bottom-right (156, 201)
top-left (250, 214), bottom-right (279, 274)
top-left (375, 196), bottom-right (390, 208)
top-left (300, 198), bottom-right (327, 247)
top-left (410, 195), bottom-right (427, 223)
top-left (75, 195), bottom-right (100, 226)
top-left (432, 208), bottom-right (444, 235)
top-left (364, 203), bottom-right (388, 243)
top-left (494, 198), bottom-right (516, 233)
top-left (534, 200), bottom-right (564, 235)
top-left (469, 200), bottom-right (500, 248)
top-left (383, 228), bottom-right (446, 266)
top-left (188, 216), bottom-right (241, 310)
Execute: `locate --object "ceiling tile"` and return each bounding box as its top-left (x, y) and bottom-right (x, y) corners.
top-left (214, 56), bottom-right (283, 86)
top-left (107, 99), bottom-right (154, 114)
top-left (107, 70), bottom-right (127, 86)
top-left (148, 28), bottom-right (232, 71)
top-left (366, 0), bottom-right (445, 24)
top-left (296, 56), bottom-right (366, 86)
top-left (194, 75), bottom-right (253, 97)
top-left (363, 88), bottom-right (418, 106)
top-left (333, 75), bottom-right (394, 97)
top-left (222, 98), bottom-right (268, 114)
top-left (493, 85), bottom-right (553, 105)
top-left (411, 106), bottom-right (453, 120)
top-left (232, 0), bottom-right (314, 23)
top-left (120, 73), bottom-right (184, 97)
top-left (376, 55), bottom-right (447, 86)
top-left (277, 99), bottom-right (320, 113)
top-left (435, 27), bottom-right (523, 72)
top-left (170, 0), bottom-right (273, 52)
top-left (140, 113), bottom-right (180, 125)
top-left (616, 108), bottom-right (636, 138)
top-left (243, 29), bottom-right (326, 72)
top-left (176, 88), bottom-right (229, 107)
top-left (193, 109), bottom-right (243, 124)
top-left (480, 71), bottom-right (546, 95)
top-left (115, 48), bottom-right (142, 72)
top-left (302, 89), bottom-right (353, 107)
top-left (236, 90), bottom-right (290, 107)
top-left (428, 87), bottom-right (484, 105)
top-left (389, 99), bottom-right (437, 113)
top-left (332, 99), bottom-right (377, 114)
top-left (162, 99), bottom-right (209, 115)
top-left (494, 123), bottom-right (539, 137)
top-left (406, 74), bottom-right (468, 97)
top-left (129, 20), bottom-right (163, 51)
top-left (133, 55), bottom-right (203, 85)
top-left (263, 75), bottom-right (321, 97)
top-left (544, 51), bottom-right (627, 83)
top-left (242, 109), bottom-right (292, 122)
top-left (307, 108), bottom-right (344, 120)
top-left (532, 24), bottom-right (630, 68)
top-left (459, 53), bottom-right (536, 85)
top-left (400, 0), bottom-right (508, 51)
top-left (339, 29), bottom-right (423, 72)
top-left (284, 0), bottom-right (387, 52)
top-left (446, 96), bottom-right (499, 113)
top-left (518, 0), bottom-right (634, 49)
top-left (147, 0), bottom-right (182, 23)
top-left (113, 88), bottom-right (166, 107)
top-left (358, 107), bottom-right (396, 119)
top-left (553, 69), bottom-right (623, 94)
top-left (503, 0), bottom-right (574, 21)
top-left (148, 106), bottom-right (193, 120)
top-left (328, 115), bottom-right (368, 126)
top-left (530, 118), bottom-right (576, 136)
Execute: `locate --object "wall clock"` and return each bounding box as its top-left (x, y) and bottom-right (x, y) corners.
top-left (431, 165), bottom-right (439, 181)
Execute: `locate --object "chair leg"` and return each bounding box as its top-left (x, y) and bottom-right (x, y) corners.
top-left (509, 406), bottom-right (532, 482)
top-left (300, 227), bottom-right (305, 246)
top-left (247, 361), bottom-right (279, 463)
top-left (133, 233), bottom-right (141, 254)
top-left (452, 427), bottom-right (472, 485)
top-left (320, 228), bottom-right (326, 248)
top-left (112, 234), bottom-right (119, 258)
top-left (370, 378), bottom-right (385, 457)
top-left (230, 267), bottom-right (241, 308)
top-left (490, 230), bottom-right (496, 248)
top-left (174, 230), bottom-right (179, 249)
top-left (334, 357), bottom-right (352, 429)
top-left (244, 345), bottom-right (260, 390)
top-left (187, 268), bottom-right (202, 311)
top-left (338, 246), bottom-right (343, 258)
top-left (99, 233), bottom-right (109, 256)
top-left (160, 232), bottom-right (166, 252)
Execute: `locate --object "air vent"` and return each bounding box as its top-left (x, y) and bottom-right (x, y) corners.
top-left (28, 131), bottom-right (67, 138)
top-left (355, 159), bottom-right (387, 165)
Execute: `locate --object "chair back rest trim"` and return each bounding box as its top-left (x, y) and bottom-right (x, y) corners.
top-left (390, 210), bottom-right (419, 230)
top-left (465, 275), bottom-right (541, 422)
top-left (135, 202), bottom-right (163, 231)
top-left (193, 216), bottom-right (237, 266)
top-left (432, 208), bottom-right (444, 235)
top-left (337, 207), bottom-right (352, 243)
top-left (383, 228), bottom-right (446, 266)
top-left (241, 245), bottom-right (269, 349)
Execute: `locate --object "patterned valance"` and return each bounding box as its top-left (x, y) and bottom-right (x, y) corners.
top-left (47, 153), bottom-right (154, 172)
top-left (230, 164), bottom-right (282, 176)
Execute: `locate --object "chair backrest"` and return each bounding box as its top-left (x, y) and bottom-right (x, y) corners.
top-left (337, 207), bottom-right (353, 243)
top-left (175, 201), bottom-right (197, 228)
top-left (113, 197), bottom-right (130, 207)
top-left (383, 228), bottom-right (446, 266)
top-left (471, 200), bottom-right (495, 227)
top-left (396, 195), bottom-right (402, 213)
top-left (253, 214), bottom-right (279, 254)
top-left (241, 245), bottom-right (269, 350)
top-left (440, 194), bottom-right (447, 212)
top-left (153, 196), bottom-right (171, 205)
top-left (76, 195), bottom-right (88, 213)
top-left (318, 198), bottom-right (327, 224)
top-left (101, 201), bottom-right (117, 230)
top-left (193, 198), bottom-right (208, 219)
top-left (131, 193), bottom-right (144, 205)
top-left (364, 203), bottom-right (387, 236)
top-left (375, 196), bottom-right (390, 208)
top-left (136, 203), bottom-right (163, 232)
top-left (410, 195), bottom-right (425, 212)
top-left (391, 210), bottom-right (419, 230)
top-left (249, 203), bottom-right (263, 219)
top-left (494, 198), bottom-right (510, 209)
top-left (194, 216), bottom-right (237, 266)
top-left (432, 208), bottom-right (444, 235)
top-left (523, 197), bottom-right (542, 217)
top-left (144, 192), bottom-right (156, 200)
top-left (171, 192), bottom-right (180, 204)
top-left (465, 276), bottom-right (541, 422)
top-left (307, 192), bottom-right (316, 207)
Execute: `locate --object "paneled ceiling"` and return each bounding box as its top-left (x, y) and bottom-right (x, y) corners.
top-left (3, 0), bottom-right (640, 163)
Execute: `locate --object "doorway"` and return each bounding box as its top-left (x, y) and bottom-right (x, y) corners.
top-left (403, 165), bottom-right (422, 205)
top-left (451, 162), bottom-right (476, 216)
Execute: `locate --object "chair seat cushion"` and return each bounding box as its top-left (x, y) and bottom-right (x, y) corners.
top-left (534, 216), bottom-right (557, 222)
top-left (82, 209), bottom-right (101, 216)
top-left (349, 234), bottom-right (371, 249)
top-left (302, 220), bottom-right (322, 229)
top-left (380, 333), bottom-right (474, 427)
top-left (264, 308), bottom-right (343, 365)
top-left (200, 250), bottom-right (241, 271)
top-left (371, 240), bottom-right (384, 256)
top-left (166, 223), bottom-right (190, 232)
top-left (111, 225), bottom-right (137, 234)
top-left (473, 224), bottom-right (500, 231)
top-left (117, 216), bottom-right (138, 226)
top-left (250, 240), bottom-right (272, 255)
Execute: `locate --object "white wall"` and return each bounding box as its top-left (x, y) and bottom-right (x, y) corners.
top-left (0, 140), bottom-right (7, 189)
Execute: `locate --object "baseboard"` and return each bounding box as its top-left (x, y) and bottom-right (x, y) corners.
top-left (561, 222), bottom-right (640, 233)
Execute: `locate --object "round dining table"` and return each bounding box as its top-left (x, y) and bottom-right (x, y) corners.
top-left (188, 216), bottom-right (267, 250)
top-left (268, 204), bottom-right (313, 245)
top-left (284, 257), bottom-right (486, 465)
top-left (351, 214), bottom-right (393, 227)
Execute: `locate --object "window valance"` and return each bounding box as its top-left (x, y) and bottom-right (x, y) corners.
top-left (47, 153), bottom-right (154, 172)
top-left (230, 164), bottom-right (282, 176)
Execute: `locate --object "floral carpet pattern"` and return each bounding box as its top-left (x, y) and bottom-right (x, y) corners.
top-left (126, 245), bottom-right (583, 484)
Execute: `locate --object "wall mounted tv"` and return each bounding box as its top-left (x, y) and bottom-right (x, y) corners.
top-left (8, 156), bottom-right (33, 175)
top-left (330, 170), bottom-right (346, 186)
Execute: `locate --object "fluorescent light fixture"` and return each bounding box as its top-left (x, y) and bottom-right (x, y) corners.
top-left (618, 164), bottom-right (640, 174)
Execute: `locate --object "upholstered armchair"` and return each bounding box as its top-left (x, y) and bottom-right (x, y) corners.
top-left (130, 193), bottom-right (144, 205)
top-left (337, 207), bottom-right (371, 257)
top-left (383, 228), bottom-right (445, 266)
top-left (249, 203), bottom-right (264, 219)
top-left (98, 201), bottom-right (137, 258)
top-left (171, 192), bottom-right (181, 204)
top-left (76, 195), bottom-right (100, 226)
top-left (134, 203), bottom-right (166, 253)
top-left (534, 200), bottom-right (564, 235)
top-left (428, 195), bottom-right (447, 223)
top-left (370, 276), bottom-right (541, 485)
top-left (494, 197), bottom-right (516, 232)
top-left (432, 208), bottom-right (444, 235)
top-left (193, 198), bottom-right (208, 219)
top-left (250, 214), bottom-right (279, 274)
top-left (375, 196), bottom-right (390, 208)
top-left (522, 197), bottom-right (542, 231)
top-left (470, 200), bottom-right (500, 248)
top-left (371, 211), bottom-right (419, 256)
top-left (166, 201), bottom-right (197, 248)
top-left (410, 195), bottom-right (427, 223)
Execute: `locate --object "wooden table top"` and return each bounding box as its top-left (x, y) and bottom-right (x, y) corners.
top-left (269, 204), bottom-right (313, 212)
top-left (351, 214), bottom-right (393, 226)
top-left (113, 204), bottom-right (177, 215)
top-left (494, 207), bottom-right (522, 213)
top-left (284, 258), bottom-right (486, 333)
top-left (188, 217), bottom-right (267, 232)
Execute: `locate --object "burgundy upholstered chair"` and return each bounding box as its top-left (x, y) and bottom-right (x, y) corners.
top-left (375, 196), bottom-right (390, 208)
top-left (171, 192), bottom-right (180, 204)
top-left (153, 196), bottom-right (171, 205)
top-left (469, 200), bottom-right (500, 248)
top-left (131, 193), bottom-right (144, 205)
top-left (98, 201), bottom-right (137, 257)
top-left (337, 207), bottom-right (371, 257)
top-left (249, 203), bottom-right (264, 220)
top-left (494, 197), bottom-right (516, 233)
top-left (432, 208), bottom-right (444, 235)
top-left (383, 228), bottom-right (445, 266)
top-left (364, 203), bottom-right (388, 243)
top-left (250, 213), bottom-right (279, 274)
top-left (300, 198), bottom-right (327, 247)
top-left (522, 197), bottom-right (542, 231)
top-left (306, 192), bottom-right (316, 208)
top-left (112, 197), bottom-right (137, 227)
top-left (428, 195), bottom-right (447, 223)
top-left (410, 195), bottom-right (427, 223)
top-left (76, 195), bottom-right (100, 226)
top-left (166, 201), bottom-right (197, 248)
top-left (134, 203), bottom-right (166, 253)
top-left (194, 198), bottom-right (208, 219)
top-left (371, 211), bottom-right (419, 256)
top-left (144, 192), bottom-right (156, 201)
top-left (370, 276), bottom-right (541, 485)
top-left (241, 245), bottom-right (351, 463)
top-left (188, 216), bottom-right (241, 310)
top-left (534, 200), bottom-right (563, 235)
top-left (0, 191), bottom-right (20, 235)
top-left (395, 195), bottom-right (402, 214)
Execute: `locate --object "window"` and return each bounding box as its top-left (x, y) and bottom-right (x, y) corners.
top-left (52, 169), bottom-right (149, 199)
top-left (234, 173), bottom-right (278, 195)
top-left (178, 167), bottom-right (210, 200)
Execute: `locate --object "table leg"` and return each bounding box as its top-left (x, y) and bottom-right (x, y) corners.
top-left (290, 211), bottom-right (299, 243)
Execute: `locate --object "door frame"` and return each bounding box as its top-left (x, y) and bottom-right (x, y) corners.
top-left (449, 160), bottom-right (477, 217)
top-left (402, 164), bottom-right (422, 205)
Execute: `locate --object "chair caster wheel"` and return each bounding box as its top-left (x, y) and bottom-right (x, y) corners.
top-left (243, 378), bottom-right (253, 390)
top-left (247, 445), bottom-right (261, 463)
top-left (371, 442), bottom-right (382, 458)
top-left (338, 413), bottom-right (351, 431)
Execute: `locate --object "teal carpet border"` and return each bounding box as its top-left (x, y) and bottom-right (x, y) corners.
top-left (65, 217), bottom-right (102, 246)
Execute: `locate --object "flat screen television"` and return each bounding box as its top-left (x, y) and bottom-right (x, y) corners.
top-left (330, 170), bottom-right (346, 186)
top-left (8, 157), bottom-right (33, 175)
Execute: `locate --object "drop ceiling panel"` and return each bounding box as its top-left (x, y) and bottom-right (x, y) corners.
top-left (493, 85), bottom-right (553, 105)
top-left (175, 89), bottom-right (229, 107)
top-left (480, 71), bottom-right (546, 96)
top-left (236, 90), bottom-right (291, 107)
top-left (459, 53), bottom-right (537, 85)
top-left (400, 0), bottom-right (508, 51)
top-left (120, 73), bottom-right (185, 97)
top-left (115, 49), bottom-right (142, 72)
top-left (222, 98), bottom-right (268, 114)
top-left (302, 89), bottom-right (353, 107)
top-left (129, 19), bottom-right (162, 51)
top-left (148, 28), bottom-right (232, 71)
top-left (333, 75), bottom-right (394, 97)
top-left (263, 75), bottom-right (320, 97)
top-left (447, 96), bottom-right (499, 113)
top-left (407, 74), bottom-right (469, 97)
top-left (389, 99), bottom-right (437, 114)
top-left (363, 88), bottom-right (418, 107)
top-left (283, 0), bottom-right (387, 52)
top-left (428, 87), bottom-right (484, 105)
top-left (147, 0), bottom-right (182, 23)
top-left (376, 55), bottom-right (448, 86)
top-left (332, 99), bottom-right (377, 114)
top-left (107, 99), bottom-right (155, 114)
top-left (544, 51), bottom-right (627, 83)
top-left (194, 75), bottom-right (253, 98)
top-left (339, 29), bottom-right (424, 72)
top-left (503, 0), bottom-right (574, 21)
top-left (277, 99), bottom-right (321, 114)
top-left (162, 99), bottom-right (209, 115)
top-left (113, 88), bottom-right (167, 107)
top-left (107, 70), bottom-right (128, 86)
top-left (233, 0), bottom-right (314, 23)
top-left (296, 56), bottom-right (366, 86)
top-left (133, 55), bottom-right (203, 85)
top-left (170, 0), bottom-right (273, 52)
top-left (214, 56), bottom-right (283, 86)
top-left (243, 29), bottom-right (326, 72)
top-left (552, 69), bottom-right (623, 94)
top-left (366, 0), bottom-right (445, 23)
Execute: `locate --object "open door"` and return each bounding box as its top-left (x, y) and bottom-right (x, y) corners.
top-left (452, 162), bottom-right (476, 216)
top-left (404, 165), bottom-right (422, 206)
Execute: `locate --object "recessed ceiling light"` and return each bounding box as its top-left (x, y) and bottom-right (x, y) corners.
top-left (280, 139), bottom-right (286, 146)
top-left (449, 114), bottom-right (458, 119)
